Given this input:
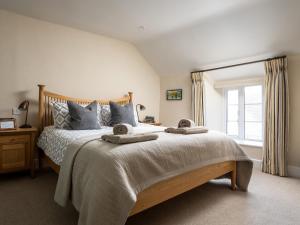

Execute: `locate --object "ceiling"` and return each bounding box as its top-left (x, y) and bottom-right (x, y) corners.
top-left (1, 0), bottom-right (299, 77)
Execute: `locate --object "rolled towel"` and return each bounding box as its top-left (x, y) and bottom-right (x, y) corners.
top-left (113, 123), bottom-right (133, 135)
top-left (178, 119), bottom-right (195, 128)
top-left (165, 126), bottom-right (208, 135)
top-left (102, 133), bottom-right (158, 144)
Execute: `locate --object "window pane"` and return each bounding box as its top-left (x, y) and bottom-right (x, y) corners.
top-left (245, 104), bottom-right (262, 122)
top-left (245, 122), bottom-right (262, 140)
top-left (227, 105), bottom-right (239, 121)
top-left (245, 85), bottom-right (262, 104)
top-left (227, 122), bottom-right (239, 136)
top-left (227, 90), bottom-right (239, 105)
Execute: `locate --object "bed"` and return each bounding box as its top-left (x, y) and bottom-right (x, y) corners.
top-left (37, 84), bottom-right (253, 225)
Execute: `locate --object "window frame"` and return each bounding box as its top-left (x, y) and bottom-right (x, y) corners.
top-left (225, 84), bottom-right (264, 142)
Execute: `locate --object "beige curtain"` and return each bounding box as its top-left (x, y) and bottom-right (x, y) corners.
top-left (262, 57), bottom-right (289, 176)
top-left (191, 72), bottom-right (205, 126)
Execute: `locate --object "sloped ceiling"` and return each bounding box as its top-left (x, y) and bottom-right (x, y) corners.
top-left (1, 0), bottom-right (299, 76)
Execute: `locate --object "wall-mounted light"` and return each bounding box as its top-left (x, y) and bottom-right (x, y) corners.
top-left (136, 104), bottom-right (146, 122)
top-left (18, 100), bottom-right (31, 128)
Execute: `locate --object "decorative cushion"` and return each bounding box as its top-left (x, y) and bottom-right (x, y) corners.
top-left (52, 102), bottom-right (71, 129)
top-left (100, 104), bottom-right (111, 126)
top-left (133, 108), bottom-right (139, 124)
top-left (52, 102), bottom-right (101, 129)
top-left (100, 104), bottom-right (139, 127)
top-left (67, 101), bottom-right (100, 130)
top-left (109, 101), bottom-right (137, 127)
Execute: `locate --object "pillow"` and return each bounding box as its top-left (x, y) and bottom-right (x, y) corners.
top-left (99, 104), bottom-right (111, 126)
top-left (52, 102), bottom-right (101, 129)
top-left (109, 101), bottom-right (137, 127)
top-left (133, 108), bottom-right (139, 124)
top-left (52, 102), bottom-right (72, 129)
top-left (100, 104), bottom-right (139, 126)
top-left (67, 101), bottom-right (100, 130)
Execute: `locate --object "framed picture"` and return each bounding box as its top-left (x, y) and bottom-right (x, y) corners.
top-left (143, 116), bottom-right (155, 123)
top-left (166, 89), bottom-right (182, 100)
top-left (0, 118), bottom-right (16, 130)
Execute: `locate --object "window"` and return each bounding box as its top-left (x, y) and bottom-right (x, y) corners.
top-left (225, 85), bottom-right (263, 142)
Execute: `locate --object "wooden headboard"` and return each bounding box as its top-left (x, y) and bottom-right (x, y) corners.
top-left (38, 84), bottom-right (133, 131)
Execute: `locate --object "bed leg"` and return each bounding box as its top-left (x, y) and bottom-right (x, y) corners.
top-left (231, 161), bottom-right (237, 191)
top-left (38, 148), bottom-right (44, 171)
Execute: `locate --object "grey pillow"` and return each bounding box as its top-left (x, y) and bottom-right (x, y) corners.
top-left (67, 101), bottom-right (101, 130)
top-left (109, 101), bottom-right (137, 127)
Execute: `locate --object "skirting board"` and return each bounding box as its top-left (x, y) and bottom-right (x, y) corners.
top-left (288, 165), bottom-right (300, 178)
top-left (251, 159), bottom-right (300, 178)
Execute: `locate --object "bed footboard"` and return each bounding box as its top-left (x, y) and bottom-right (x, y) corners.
top-left (130, 160), bottom-right (236, 216)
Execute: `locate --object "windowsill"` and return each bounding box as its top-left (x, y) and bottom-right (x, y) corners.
top-left (234, 139), bottom-right (263, 148)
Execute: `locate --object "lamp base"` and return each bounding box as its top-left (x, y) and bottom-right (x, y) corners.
top-left (19, 124), bottom-right (32, 128)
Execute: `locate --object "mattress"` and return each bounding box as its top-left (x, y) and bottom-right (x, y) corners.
top-left (37, 124), bottom-right (164, 165)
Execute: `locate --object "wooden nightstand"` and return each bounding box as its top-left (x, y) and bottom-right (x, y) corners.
top-left (0, 128), bottom-right (37, 177)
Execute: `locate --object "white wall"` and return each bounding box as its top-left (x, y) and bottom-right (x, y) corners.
top-left (0, 10), bottom-right (160, 126)
top-left (160, 75), bottom-right (192, 127)
top-left (287, 55), bottom-right (300, 168)
top-left (160, 74), bottom-right (224, 131)
top-left (204, 75), bottom-right (225, 132)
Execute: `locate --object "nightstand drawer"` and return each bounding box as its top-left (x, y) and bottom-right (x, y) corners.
top-left (0, 135), bottom-right (29, 144)
top-left (1, 144), bottom-right (28, 169)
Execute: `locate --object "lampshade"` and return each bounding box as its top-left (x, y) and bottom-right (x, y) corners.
top-left (18, 100), bottom-right (29, 111)
top-left (137, 104), bottom-right (146, 111)
top-left (136, 104), bottom-right (146, 122)
top-left (18, 100), bottom-right (31, 128)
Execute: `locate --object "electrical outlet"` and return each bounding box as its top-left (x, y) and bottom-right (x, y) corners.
top-left (12, 107), bottom-right (21, 115)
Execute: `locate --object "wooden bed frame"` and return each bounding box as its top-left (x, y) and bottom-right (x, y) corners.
top-left (37, 84), bottom-right (237, 216)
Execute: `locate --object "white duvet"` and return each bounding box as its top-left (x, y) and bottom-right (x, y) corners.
top-left (51, 125), bottom-right (253, 225)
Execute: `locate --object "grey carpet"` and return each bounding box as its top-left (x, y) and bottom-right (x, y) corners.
top-left (0, 169), bottom-right (299, 225)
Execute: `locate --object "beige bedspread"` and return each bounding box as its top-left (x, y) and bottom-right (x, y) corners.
top-left (54, 129), bottom-right (253, 225)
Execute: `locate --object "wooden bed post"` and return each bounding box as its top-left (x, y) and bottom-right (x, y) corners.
top-left (38, 84), bottom-right (46, 132)
top-left (231, 161), bottom-right (237, 191)
top-left (128, 92), bottom-right (133, 103)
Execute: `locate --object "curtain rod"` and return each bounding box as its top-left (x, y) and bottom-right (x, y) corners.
top-left (191, 55), bottom-right (286, 74)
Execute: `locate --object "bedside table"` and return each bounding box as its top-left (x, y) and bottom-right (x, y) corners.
top-left (0, 128), bottom-right (37, 177)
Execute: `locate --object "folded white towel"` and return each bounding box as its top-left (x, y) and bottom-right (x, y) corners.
top-left (165, 126), bottom-right (208, 135)
top-left (178, 119), bottom-right (195, 128)
top-left (102, 133), bottom-right (158, 144)
top-left (113, 123), bottom-right (133, 135)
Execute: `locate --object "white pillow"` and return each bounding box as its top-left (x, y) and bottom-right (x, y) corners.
top-left (134, 108), bottom-right (139, 124)
top-left (99, 105), bottom-right (111, 126)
